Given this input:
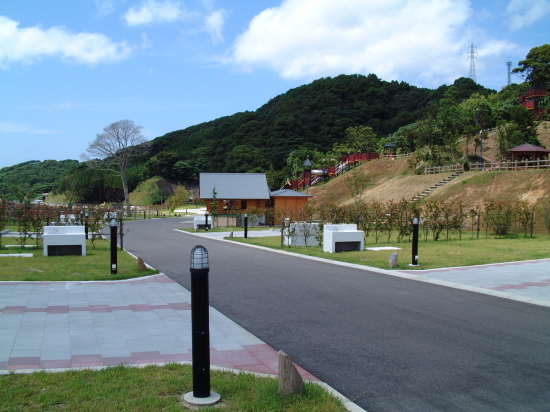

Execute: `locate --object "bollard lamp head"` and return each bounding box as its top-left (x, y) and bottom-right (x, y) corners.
top-left (190, 245), bottom-right (209, 269)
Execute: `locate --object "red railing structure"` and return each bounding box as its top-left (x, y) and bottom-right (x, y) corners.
top-left (520, 87), bottom-right (548, 114)
top-left (288, 152), bottom-right (379, 189)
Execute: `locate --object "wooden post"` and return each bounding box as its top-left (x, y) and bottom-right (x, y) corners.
top-left (278, 350), bottom-right (304, 396)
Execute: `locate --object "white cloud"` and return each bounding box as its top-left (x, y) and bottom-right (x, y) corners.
top-left (0, 122), bottom-right (56, 134)
top-left (124, 0), bottom-right (183, 26)
top-left (505, 0), bottom-right (550, 31)
top-left (141, 32), bottom-right (153, 49)
top-left (232, 0), bottom-right (516, 87)
top-left (95, 0), bottom-right (116, 17)
top-left (205, 9), bottom-right (227, 43)
top-left (0, 16), bottom-right (131, 69)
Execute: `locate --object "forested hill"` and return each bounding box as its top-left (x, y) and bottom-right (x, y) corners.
top-left (149, 74), bottom-right (494, 174)
top-left (0, 159), bottom-right (79, 200)
top-left (5, 74), bottom-right (495, 202)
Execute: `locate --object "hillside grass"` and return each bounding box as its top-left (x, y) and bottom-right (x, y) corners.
top-left (0, 364), bottom-right (347, 412)
top-left (229, 234), bottom-right (550, 270)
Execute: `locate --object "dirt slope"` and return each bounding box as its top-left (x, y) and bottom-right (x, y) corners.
top-left (428, 169), bottom-right (550, 210)
top-left (309, 158), bottom-right (446, 206)
top-left (309, 121), bottom-right (550, 213)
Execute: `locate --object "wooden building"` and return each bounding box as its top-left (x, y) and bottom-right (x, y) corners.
top-left (199, 173), bottom-right (312, 220)
top-left (508, 143), bottom-right (550, 161)
top-left (199, 173), bottom-right (271, 214)
top-left (269, 189), bottom-right (312, 218)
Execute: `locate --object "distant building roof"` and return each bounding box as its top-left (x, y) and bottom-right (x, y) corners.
top-left (270, 189), bottom-right (312, 198)
top-left (199, 173), bottom-right (270, 200)
top-left (508, 143), bottom-right (550, 153)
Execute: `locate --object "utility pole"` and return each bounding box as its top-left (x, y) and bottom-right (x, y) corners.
top-left (468, 43), bottom-right (478, 83)
top-left (507, 61), bottom-right (512, 86)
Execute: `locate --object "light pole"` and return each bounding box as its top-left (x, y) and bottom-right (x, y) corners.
top-left (411, 217), bottom-right (419, 266)
top-left (184, 246), bottom-right (221, 406)
top-left (479, 130), bottom-right (483, 171)
top-left (110, 218), bottom-right (118, 274)
top-left (303, 156), bottom-right (312, 193)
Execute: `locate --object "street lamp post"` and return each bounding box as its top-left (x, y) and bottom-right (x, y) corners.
top-left (411, 217), bottom-right (419, 266)
top-left (110, 218), bottom-right (118, 274)
top-left (184, 246), bottom-right (221, 406)
top-left (479, 130), bottom-right (483, 171)
top-left (303, 156), bottom-right (312, 193)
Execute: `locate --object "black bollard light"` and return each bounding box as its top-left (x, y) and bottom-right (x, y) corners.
top-left (411, 217), bottom-right (419, 266)
top-left (110, 218), bottom-right (118, 274)
top-left (84, 213), bottom-right (89, 239)
top-left (184, 246), bottom-right (221, 406)
top-left (205, 212), bottom-right (209, 231)
top-left (244, 214), bottom-right (248, 239)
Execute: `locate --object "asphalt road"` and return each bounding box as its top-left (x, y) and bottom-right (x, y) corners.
top-left (122, 217), bottom-right (550, 412)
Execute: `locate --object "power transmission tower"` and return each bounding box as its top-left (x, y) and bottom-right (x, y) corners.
top-left (506, 61), bottom-right (512, 86)
top-left (468, 43), bottom-right (477, 83)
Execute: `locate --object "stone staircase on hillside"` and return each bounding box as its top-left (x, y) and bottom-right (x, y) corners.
top-left (410, 172), bottom-right (463, 202)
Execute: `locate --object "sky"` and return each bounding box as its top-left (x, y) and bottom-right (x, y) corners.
top-left (1, 0), bottom-right (549, 169)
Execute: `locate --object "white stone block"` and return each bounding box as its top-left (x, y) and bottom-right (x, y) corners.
top-left (323, 224), bottom-right (364, 253)
top-left (43, 226), bottom-right (86, 256)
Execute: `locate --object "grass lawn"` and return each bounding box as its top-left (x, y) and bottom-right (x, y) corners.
top-left (0, 237), bottom-right (157, 281)
top-left (229, 234), bottom-right (550, 270)
top-left (0, 364), bottom-right (347, 412)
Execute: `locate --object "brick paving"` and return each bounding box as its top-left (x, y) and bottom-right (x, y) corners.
top-left (0, 274), bottom-right (316, 381)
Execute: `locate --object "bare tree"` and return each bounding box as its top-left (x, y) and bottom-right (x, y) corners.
top-left (83, 120), bottom-right (149, 216)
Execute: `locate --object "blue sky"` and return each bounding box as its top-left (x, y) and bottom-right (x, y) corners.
top-left (1, 0), bottom-right (548, 169)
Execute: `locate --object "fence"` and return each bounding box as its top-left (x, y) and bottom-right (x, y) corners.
top-left (424, 164), bottom-right (464, 174)
top-left (469, 159), bottom-right (550, 172)
top-left (424, 159), bottom-right (550, 174)
top-left (382, 152), bottom-right (412, 159)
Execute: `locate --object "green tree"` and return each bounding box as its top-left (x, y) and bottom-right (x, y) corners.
top-left (343, 125), bottom-right (379, 152)
top-left (173, 160), bottom-right (196, 181)
top-left (146, 151), bottom-right (178, 178)
top-left (223, 145), bottom-right (269, 173)
top-left (512, 44), bottom-right (550, 86)
top-left (0, 199), bottom-right (9, 248)
top-left (497, 106), bottom-right (540, 157)
top-left (165, 185), bottom-right (190, 212)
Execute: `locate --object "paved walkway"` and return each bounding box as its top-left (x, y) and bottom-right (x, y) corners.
top-left (0, 274), bottom-right (315, 381)
top-left (397, 259), bottom-right (550, 307)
